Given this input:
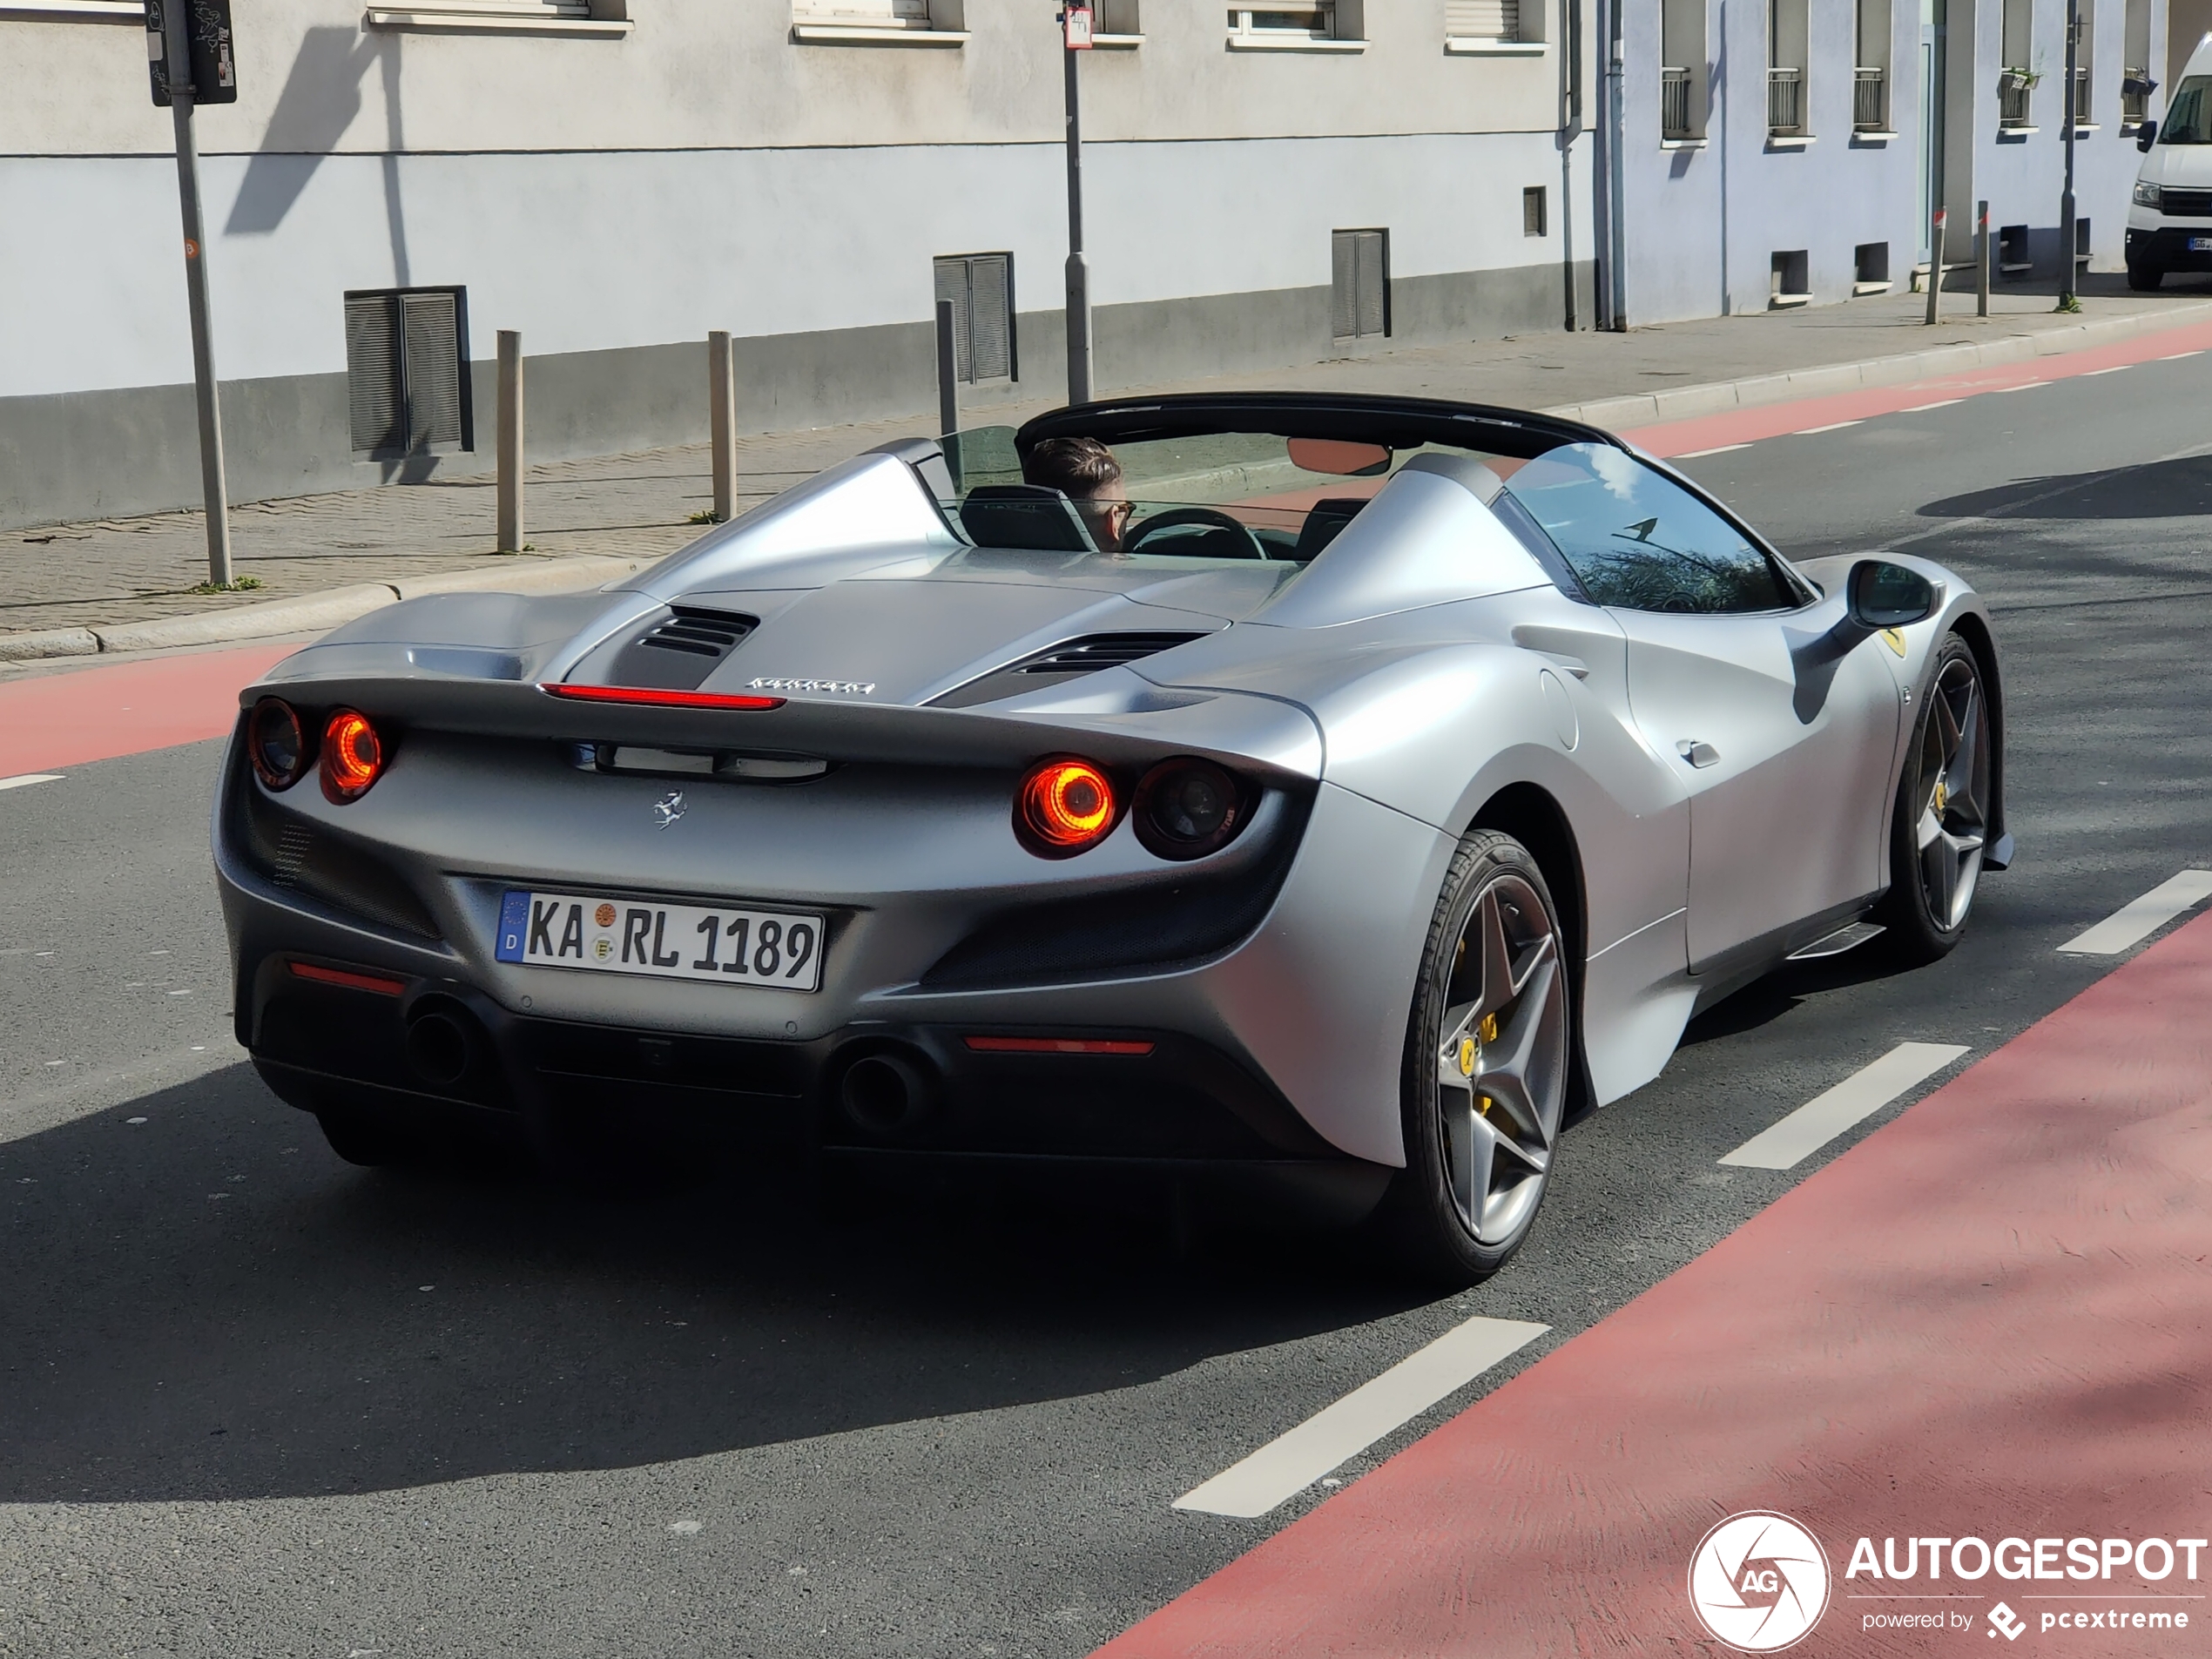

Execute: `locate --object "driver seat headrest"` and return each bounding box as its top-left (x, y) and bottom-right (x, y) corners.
top-left (959, 485), bottom-right (1101, 554)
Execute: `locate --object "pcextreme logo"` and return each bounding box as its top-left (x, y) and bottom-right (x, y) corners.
top-left (1689, 1511), bottom-right (1832, 1652)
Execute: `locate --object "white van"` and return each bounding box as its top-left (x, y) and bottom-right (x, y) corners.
top-left (2128, 37), bottom-right (2212, 289)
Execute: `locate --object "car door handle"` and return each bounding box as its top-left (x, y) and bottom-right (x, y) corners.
top-left (1676, 740), bottom-right (1721, 768)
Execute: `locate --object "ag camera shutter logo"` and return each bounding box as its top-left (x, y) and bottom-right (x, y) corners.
top-left (1688, 1511), bottom-right (1832, 1651)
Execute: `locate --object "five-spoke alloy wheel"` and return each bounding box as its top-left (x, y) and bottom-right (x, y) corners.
top-left (1386, 830), bottom-right (1572, 1283)
top-left (1880, 633), bottom-right (1992, 962)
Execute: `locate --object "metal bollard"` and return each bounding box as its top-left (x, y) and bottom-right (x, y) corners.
top-left (708, 330), bottom-right (736, 524)
top-left (935, 298), bottom-right (960, 444)
top-left (1925, 207), bottom-right (1946, 325)
top-left (1977, 200), bottom-right (1992, 317)
top-left (496, 329), bottom-right (523, 552)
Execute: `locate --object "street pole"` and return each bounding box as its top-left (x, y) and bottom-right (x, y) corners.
top-left (162, 0), bottom-right (233, 587)
top-left (1978, 199), bottom-right (1992, 317)
top-left (1925, 206), bottom-right (1946, 324)
top-left (1061, 5), bottom-right (1094, 404)
top-left (2059, 0), bottom-right (2081, 311)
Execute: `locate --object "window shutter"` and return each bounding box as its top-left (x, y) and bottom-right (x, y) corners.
top-left (794, 0), bottom-right (930, 21)
top-left (967, 255), bottom-right (1012, 381)
top-left (401, 291), bottom-right (462, 450)
top-left (345, 294), bottom-right (404, 456)
top-left (1331, 231), bottom-right (1358, 339)
top-left (933, 256), bottom-right (972, 382)
top-left (1445, 0), bottom-right (1517, 37)
top-left (1354, 231), bottom-right (1387, 338)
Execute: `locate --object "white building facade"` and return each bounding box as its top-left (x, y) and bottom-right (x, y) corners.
top-left (0, 0), bottom-right (1597, 529)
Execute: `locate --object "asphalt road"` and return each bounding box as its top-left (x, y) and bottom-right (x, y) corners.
top-left (3, 355), bottom-right (2210, 1657)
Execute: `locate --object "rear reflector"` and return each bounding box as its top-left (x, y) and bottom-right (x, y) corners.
top-left (962, 1036), bottom-right (1155, 1056)
top-left (540, 684), bottom-right (785, 711)
top-left (287, 961), bottom-right (408, 996)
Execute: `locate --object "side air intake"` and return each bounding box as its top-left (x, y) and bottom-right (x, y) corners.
top-left (931, 631), bottom-right (1212, 710)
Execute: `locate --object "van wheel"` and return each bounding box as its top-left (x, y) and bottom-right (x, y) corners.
top-left (2128, 261), bottom-right (2164, 291)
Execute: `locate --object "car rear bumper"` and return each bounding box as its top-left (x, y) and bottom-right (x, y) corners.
top-left (243, 948), bottom-right (1391, 1216)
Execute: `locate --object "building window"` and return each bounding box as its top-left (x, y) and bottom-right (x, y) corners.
top-left (1523, 185), bottom-right (1548, 237)
top-left (1769, 0), bottom-right (1809, 137)
top-left (1770, 249), bottom-right (1810, 308)
top-left (2069, 0), bottom-right (2095, 125)
top-left (364, 0), bottom-right (631, 37)
top-left (1853, 241), bottom-right (1891, 293)
top-left (1331, 229), bottom-right (1389, 342)
top-left (1855, 0), bottom-right (1892, 131)
top-left (344, 287), bottom-right (470, 459)
top-left (1445, 0), bottom-right (1532, 47)
top-left (1999, 223), bottom-right (2031, 274)
top-left (2000, 0), bottom-right (2033, 127)
top-left (1227, 2), bottom-right (1364, 50)
top-left (1661, 0), bottom-right (1707, 138)
top-left (933, 253), bottom-right (1015, 384)
top-left (792, 0), bottom-right (966, 43)
top-left (2121, 0), bottom-right (2153, 126)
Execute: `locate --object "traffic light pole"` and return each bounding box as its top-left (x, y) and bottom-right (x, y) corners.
top-left (162, 0), bottom-right (233, 586)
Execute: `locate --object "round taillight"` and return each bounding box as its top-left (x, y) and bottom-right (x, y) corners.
top-left (247, 698), bottom-right (309, 791)
top-left (1134, 758), bottom-right (1246, 860)
top-left (320, 708), bottom-right (386, 802)
top-left (1015, 757), bottom-right (1120, 856)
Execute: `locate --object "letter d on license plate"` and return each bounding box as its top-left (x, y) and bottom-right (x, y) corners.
top-left (496, 890), bottom-right (824, 992)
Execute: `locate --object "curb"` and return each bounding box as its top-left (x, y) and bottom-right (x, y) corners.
top-left (0, 554), bottom-right (647, 664)
top-left (1544, 299), bottom-right (2212, 431)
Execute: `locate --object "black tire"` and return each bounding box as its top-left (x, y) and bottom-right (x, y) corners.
top-left (1379, 830), bottom-right (1572, 1285)
top-left (2128, 261), bottom-right (2164, 292)
top-left (1877, 634), bottom-right (1993, 966)
top-left (314, 1108), bottom-right (426, 1168)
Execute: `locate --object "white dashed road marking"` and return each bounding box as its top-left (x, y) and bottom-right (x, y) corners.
top-left (1797, 421), bottom-right (1863, 435)
top-left (2057, 869), bottom-right (2212, 955)
top-left (1171, 1317), bottom-right (1548, 1519)
top-left (1676, 443), bottom-right (1753, 459)
top-left (1719, 1042), bottom-right (1971, 1171)
top-left (0, 774), bottom-right (63, 792)
top-left (1899, 399), bottom-right (1964, 412)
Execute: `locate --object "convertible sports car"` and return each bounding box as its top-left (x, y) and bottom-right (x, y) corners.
top-left (215, 392), bottom-right (2009, 1281)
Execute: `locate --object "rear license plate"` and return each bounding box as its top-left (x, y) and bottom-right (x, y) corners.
top-left (2191, 236), bottom-right (2212, 252)
top-left (496, 890), bottom-right (824, 992)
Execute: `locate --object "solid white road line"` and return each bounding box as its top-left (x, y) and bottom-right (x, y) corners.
top-left (1719, 1042), bottom-right (1970, 1171)
top-left (1675, 443), bottom-right (1754, 458)
top-left (2057, 869), bottom-right (2212, 955)
top-left (0, 774), bottom-right (64, 793)
top-left (1899, 399), bottom-right (1964, 412)
top-left (1171, 1316), bottom-right (1549, 1519)
top-left (1796, 421), bottom-right (1863, 435)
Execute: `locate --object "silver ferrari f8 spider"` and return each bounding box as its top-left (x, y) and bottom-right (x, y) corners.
top-left (215, 394), bottom-right (2009, 1280)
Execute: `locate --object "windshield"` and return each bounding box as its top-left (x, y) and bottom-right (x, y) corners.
top-left (941, 425), bottom-right (1526, 564)
top-left (2163, 76), bottom-right (2212, 142)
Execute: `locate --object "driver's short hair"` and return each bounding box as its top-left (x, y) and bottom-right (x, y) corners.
top-left (1024, 436), bottom-right (1123, 501)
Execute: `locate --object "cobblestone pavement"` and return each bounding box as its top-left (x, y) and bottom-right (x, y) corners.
top-left (7, 276), bottom-right (2204, 639)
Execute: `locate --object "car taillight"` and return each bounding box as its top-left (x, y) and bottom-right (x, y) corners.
top-left (1133, 758), bottom-right (1247, 860)
top-left (320, 707), bottom-right (386, 802)
top-left (1015, 757), bottom-right (1120, 856)
top-left (247, 698), bottom-right (310, 791)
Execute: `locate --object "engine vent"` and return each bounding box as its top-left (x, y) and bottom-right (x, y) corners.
top-left (931, 631), bottom-right (1211, 710)
top-left (638, 607), bottom-right (756, 659)
top-left (599, 605), bottom-right (760, 691)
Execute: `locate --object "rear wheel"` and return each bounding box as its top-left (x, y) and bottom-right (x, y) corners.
top-left (1381, 830), bottom-right (1571, 1284)
top-left (1878, 635), bottom-right (1992, 964)
top-left (2128, 260), bottom-right (2165, 292)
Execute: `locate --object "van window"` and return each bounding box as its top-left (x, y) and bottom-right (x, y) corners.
top-left (2161, 77), bottom-right (2212, 142)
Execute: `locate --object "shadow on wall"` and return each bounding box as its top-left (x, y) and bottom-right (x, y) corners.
top-left (225, 25), bottom-right (410, 285)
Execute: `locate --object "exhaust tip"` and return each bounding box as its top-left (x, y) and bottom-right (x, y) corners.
top-left (404, 1008), bottom-right (475, 1089)
top-left (840, 1052), bottom-right (934, 1135)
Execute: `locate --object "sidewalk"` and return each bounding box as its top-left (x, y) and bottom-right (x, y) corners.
top-left (8, 275), bottom-right (2209, 657)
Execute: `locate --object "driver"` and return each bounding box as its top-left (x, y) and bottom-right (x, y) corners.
top-left (1024, 435), bottom-right (1132, 554)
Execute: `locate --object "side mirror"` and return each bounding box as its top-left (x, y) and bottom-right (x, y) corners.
top-left (1847, 559), bottom-right (1937, 629)
top-left (2138, 118), bottom-right (2159, 152)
